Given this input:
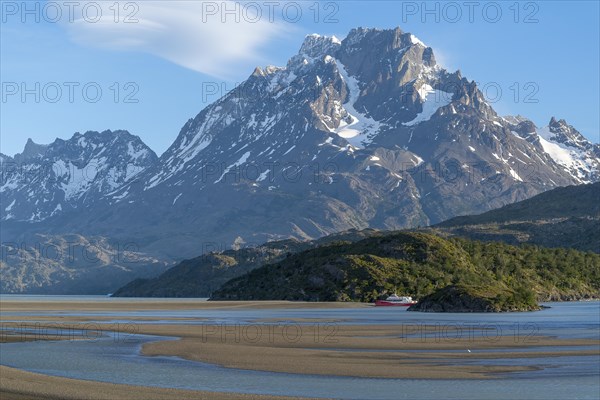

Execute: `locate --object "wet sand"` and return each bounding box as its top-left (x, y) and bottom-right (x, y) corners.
top-left (0, 366), bottom-right (309, 400)
top-left (4, 320), bottom-right (599, 380)
top-left (1, 299), bottom-right (599, 397)
top-left (137, 323), bottom-right (599, 379)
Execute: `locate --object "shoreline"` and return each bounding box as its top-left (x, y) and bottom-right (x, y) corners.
top-left (0, 299), bottom-right (371, 312)
top-left (1, 297), bottom-right (598, 312)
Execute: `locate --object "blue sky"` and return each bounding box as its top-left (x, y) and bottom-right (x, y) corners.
top-left (1, 0), bottom-right (599, 156)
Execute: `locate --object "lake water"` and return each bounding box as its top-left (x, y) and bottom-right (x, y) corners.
top-left (1, 297), bottom-right (598, 399)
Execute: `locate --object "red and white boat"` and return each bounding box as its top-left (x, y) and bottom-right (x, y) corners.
top-left (375, 294), bottom-right (417, 307)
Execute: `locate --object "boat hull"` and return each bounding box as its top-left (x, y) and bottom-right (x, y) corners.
top-left (374, 300), bottom-right (416, 307)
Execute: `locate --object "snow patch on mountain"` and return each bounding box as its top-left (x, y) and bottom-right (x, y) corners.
top-left (215, 151), bottom-right (251, 183)
top-left (536, 127), bottom-right (596, 183)
top-left (333, 60), bottom-right (383, 148)
top-left (404, 84), bottom-right (452, 126)
top-left (409, 34), bottom-right (426, 47)
top-left (54, 160), bottom-right (98, 201)
top-left (5, 199), bottom-right (16, 212)
top-left (173, 193), bottom-right (183, 205)
top-left (509, 168), bottom-right (523, 182)
top-left (127, 142), bottom-right (151, 161)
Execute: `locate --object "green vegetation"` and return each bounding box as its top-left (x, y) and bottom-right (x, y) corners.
top-left (452, 238), bottom-right (600, 301)
top-left (211, 232), bottom-right (600, 311)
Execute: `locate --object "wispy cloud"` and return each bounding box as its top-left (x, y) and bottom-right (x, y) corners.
top-left (62, 1), bottom-right (289, 79)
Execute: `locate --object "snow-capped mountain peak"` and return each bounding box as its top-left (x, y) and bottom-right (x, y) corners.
top-left (1, 130), bottom-right (157, 222)
top-left (547, 117), bottom-right (596, 150)
top-left (534, 118), bottom-right (600, 183)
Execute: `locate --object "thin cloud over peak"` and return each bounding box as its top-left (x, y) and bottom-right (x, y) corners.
top-left (62, 1), bottom-right (289, 79)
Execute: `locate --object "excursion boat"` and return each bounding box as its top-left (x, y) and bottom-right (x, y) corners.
top-left (375, 294), bottom-right (417, 307)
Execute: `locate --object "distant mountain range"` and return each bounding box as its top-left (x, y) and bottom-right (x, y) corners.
top-left (1, 27), bottom-right (599, 294)
top-left (2, 131), bottom-right (157, 222)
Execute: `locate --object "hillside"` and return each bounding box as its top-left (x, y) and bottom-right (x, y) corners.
top-left (113, 229), bottom-right (383, 297)
top-left (0, 234), bottom-right (169, 294)
top-left (407, 284), bottom-right (541, 312)
top-left (438, 183), bottom-right (600, 225)
top-left (210, 232), bottom-right (600, 306)
top-left (433, 182), bottom-right (600, 252)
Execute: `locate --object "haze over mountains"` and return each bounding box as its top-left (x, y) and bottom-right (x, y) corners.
top-left (1, 27), bottom-right (599, 294)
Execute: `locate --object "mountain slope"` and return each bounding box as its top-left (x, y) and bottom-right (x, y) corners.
top-left (0, 233), bottom-right (170, 294)
top-left (0, 130), bottom-right (164, 294)
top-left (110, 28), bottom-right (594, 230)
top-left (434, 182), bottom-right (600, 251)
top-left (439, 182), bottom-right (600, 225)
